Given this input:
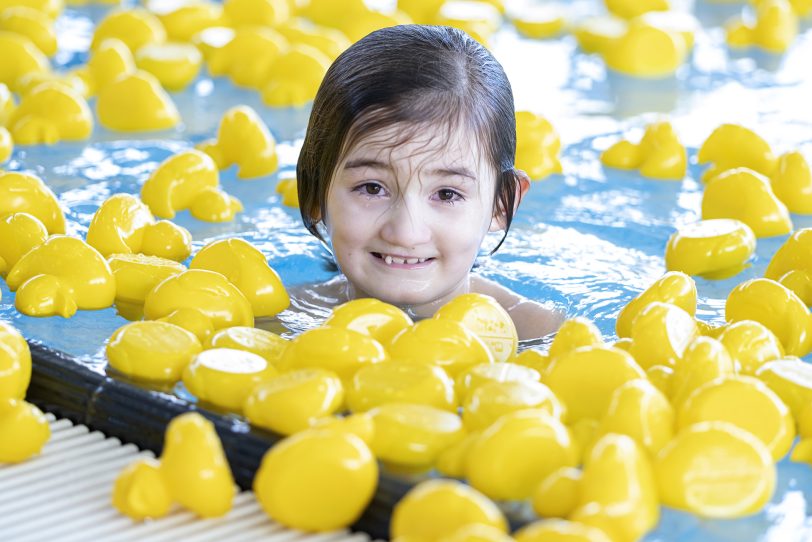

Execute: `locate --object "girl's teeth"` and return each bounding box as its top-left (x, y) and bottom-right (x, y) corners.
top-left (391, 256), bottom-right (405, 264)
top-left (406, 258), bottom-right (418, 264)
top-left (384, 255), bottom-right (393, 265)
top-left (381, 254), bottom-right (428, 265)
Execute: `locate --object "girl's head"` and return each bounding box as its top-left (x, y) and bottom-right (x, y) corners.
top-left (297, 24), bottom-right (528, 311)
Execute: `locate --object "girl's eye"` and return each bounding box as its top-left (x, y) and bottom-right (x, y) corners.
top-left (436, 188), bottom-right (463, 202)
top-left (355, 182), bottom-right (385, 196)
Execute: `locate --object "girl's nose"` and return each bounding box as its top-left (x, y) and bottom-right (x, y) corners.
top-left (379, 199), bottom-right (432, 248)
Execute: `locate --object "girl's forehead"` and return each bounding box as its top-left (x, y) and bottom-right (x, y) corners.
top-left (344, 121), bottom-right (484, 168)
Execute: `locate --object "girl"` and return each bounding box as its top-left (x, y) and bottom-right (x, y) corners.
top-left (291, 24), bottom-right (564, 341)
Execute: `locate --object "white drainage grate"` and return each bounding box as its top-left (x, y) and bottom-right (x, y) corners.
top-left (0, 415), bottom-right (374, 542)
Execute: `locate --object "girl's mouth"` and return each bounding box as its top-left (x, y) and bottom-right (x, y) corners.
top-left (371, 252), bottom-right (435, 267)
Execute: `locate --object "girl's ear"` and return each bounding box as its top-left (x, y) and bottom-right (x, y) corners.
top-left (489, 169), bottom-right (531, 232)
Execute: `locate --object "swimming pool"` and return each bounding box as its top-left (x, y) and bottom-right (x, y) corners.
top-left (3, 1), bottom-right (812, 540)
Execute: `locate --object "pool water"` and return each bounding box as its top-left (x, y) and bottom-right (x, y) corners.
top-left (2, 1), bottom-right (812, 540)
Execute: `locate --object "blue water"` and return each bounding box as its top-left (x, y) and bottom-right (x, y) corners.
top-left (2, 1), bottom-right (812, 540)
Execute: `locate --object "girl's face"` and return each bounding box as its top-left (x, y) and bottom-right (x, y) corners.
top-left (324, 121), bottom-right (501, 316)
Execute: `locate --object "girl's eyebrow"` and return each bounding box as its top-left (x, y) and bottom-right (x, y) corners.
top-left (344, 158), bottom-right (389, 170)
top-left (344, 159), bottom-right (476, 181)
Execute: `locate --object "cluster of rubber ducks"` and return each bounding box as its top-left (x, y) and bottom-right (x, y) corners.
top-left (2, 0), bottom-right (812, 541)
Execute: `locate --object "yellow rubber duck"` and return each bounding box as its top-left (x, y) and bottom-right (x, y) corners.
top-left (434, 292), bottom-right (518, 363)
top-left (697, 123), bottom-right (777, 181)
top-left (600, 120), bottom-right (687, 179)
top-left (6, 82), bottom-right (92, 144)
top-left (466, 409), bottom-right (577, 500)
top-left (388, 318), bottom-right (494, 377)
top-left (143, 268), bottom-right (254, 331)
top-left (771, 151), bottom-right (812, 214)
top-left (274, 20), bottom-right (350, 61)
top-left (630, 301), bottom-right (699, 369)
top-left (7, 235), bottom-right (116, 317)
top-left (183, 347), bottom-right (277, 412)
top-left (544, 345), bottom-right (645, 424)
top-left (112, 458), bottom-right (172, 520)
top-left (456, 361), bottom-right (540, 405)
top-left (765, 227), bottom-right (812, 304)
top-left (91, 8), bottom-right (166, 53)
top-left (570, 433), bottom-right (659, 542)
top-left (515, 110), bottom-right (562, 180)
top-left (0, 397), bottom-right (50, 463)
top-left (190, 237), bottom-right (290, 318)
top-left (347, 362), bottom-right (455, 413)
top-left (726, 0), bottom-right (798, 53)
top-left (206, 26), bottom-right (287, 89)
top-left (279, 325), bottom-right (388, 383)
top-left (196, 105), bottom-right (279, 179)
top-left (390, 479), bottom-right (507, 542)
top-left (0, 321), bottom-right (31, 400)
top-left (548, 317), bottom-right (602, 361)
top-left (107, 254), bottom-right (186, 306)
top-left (726, 278), bottom-right (812, 357)
top-left (223, 0), bottom-right (290, 28)
top-left (206, 325), bottom-right (288, 367)
top-left (0, 170), bottom-right (64, 233)
top-left (574, 15), bottom-right (628, 54)
top-left (106, 320), bottom-right (201, 382)
top-left (515, 519), bottom-right (612, 542)
top-left (244, 368), bottom-right (343, 435)
top-left (717, 319), bottom-right (785, 375)
top-left (135, 42), bottom-right (202, 92)
top-left (0, 0), bottom-right (61, 20)
top-left (0, 30), bottom-right (49, 93)
top-left (703, 167), bottom-right (792, 237)
top-left (159, 412), bottom-right (235, 517)
top-left (603, 19), bottom-right (689, 78)
top-left (96, 70), bottom-right (180, 132)
top-left (324, 297), bottom-right (413, 346)
top-left (670, 336), bottom-right (735, 409)
top-left (153, 0), bottom-right (224, 43)
top-left (510, 4), bottom-right (565, 39)
top-left (0, 5), bottom-right (57, 56)
top-left (462, 379), bottom-right (563, 431)
top-left (0, 212), bottom-right (48, 276)
top-left (604, 0), bottom-right (669, 19)
top-left (615, 271), bottom-right (696, 338)
top-left (87, 193), bottom-right (192, 261)
top-left (665, 219), bottom-right (756, 278)
top-left (141, 149), bottom-right (242, 222)
top-left (253, 426), bottom-right (378, 531)
top-left (77, 37), bottom-right (135, 97)
top-left (262, 44), bottom-right (331, 107)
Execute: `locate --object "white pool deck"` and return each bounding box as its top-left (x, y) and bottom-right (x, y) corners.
top-left (0, 414), bottom-right (374, 542)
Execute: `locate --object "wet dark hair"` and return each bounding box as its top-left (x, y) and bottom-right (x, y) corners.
top-left (297, 24), bottom-right (521, 253)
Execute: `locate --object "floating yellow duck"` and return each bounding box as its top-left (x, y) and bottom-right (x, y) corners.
top-left (75, 37), bottom-right (135, 97)
top-left (726, 278), bottom-right (812, 357)
top-left (190, 237), bottom-right (290, 317)
top-left (0, 171), bottom-right (65, 234)
top-left (702, 167), bottom-right (792, 238)
top-left (97, 70), bottom-right (180, 132)
top-left (207, 26), bottom-right (287, 89)
top-left (570, 433), bottom-right (659, 542)
top-left (324, 297), bottom-right (413, 346)
top-left (154, 0), bottom-right (223, 43)
top-left (601, 120), bottom-right (687, 179)
top-left (771, 151), bottom-right (812, 213)
top-left (106, 320), bottom-right (202, 382)
top-left (262, 44), bottom-right (331, 107)
top-left (604, 0), bottom-right (669, 19)
top-left (603, 18), bottom-right (689, 77)
top-left (86, 193), bottom-right (192, 261)
top-left (140, 149), bottom-right (242, 222)
top-left (697, 123), bottom-right (777, 181)
top-left (274, 20), bottom-right (350, 61)
top-left (244, 368), bottom-right (343, 435)
top-left (765, 228), bottom-right (812, 305)
top-left (515, 111), bottom-right (562, 180)
top-left (726, 0), bottom-right (798, 53)
top-left (275, 176), bottom-right (298, 206)
top-left (135, 42), bottom-right (202, 92)
top-left (665, 219), bottom-right (756, 278)
top-left (615, 271), bottom-right (696, 338)
top-left (8, 82), bottom-right (92, 144)
top-left (0, 212), bottom-right (48, 276)
top-left (144, 268), bottom-right (254, 332)
top-left (253, 425), bottom-right (378, 531)
top-left (91, 8), bottom-right (166, 53)
top-left (0, 30), bottom-right (49, 93)
top-left (197, 105), bottom-right (279, 178)
top-left (0, 5), bottom-right (57, 57)
top-left (6, 235), bottom-right (116, 317)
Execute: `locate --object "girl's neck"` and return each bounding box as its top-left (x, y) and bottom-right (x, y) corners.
top-left (342, 275), bottom-right (472, 320)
